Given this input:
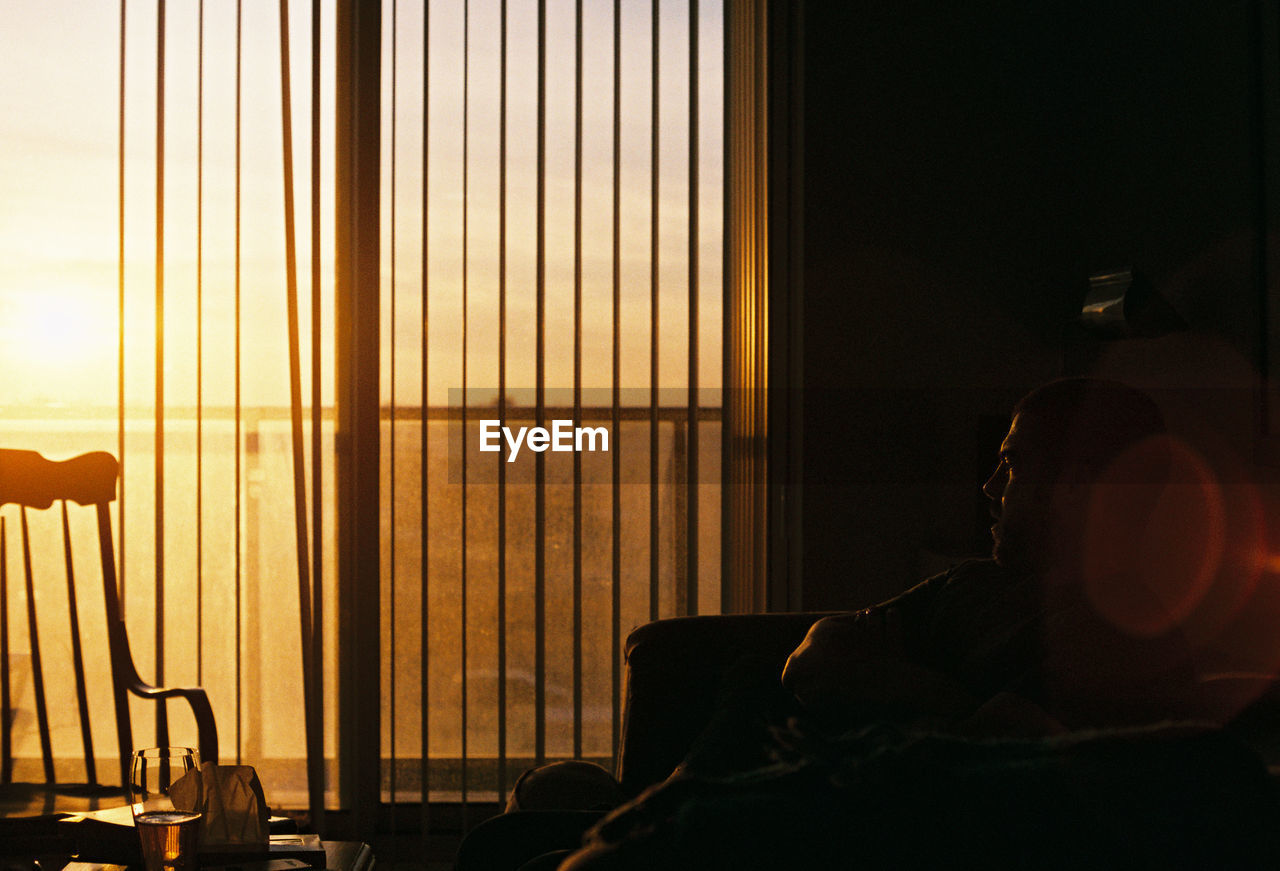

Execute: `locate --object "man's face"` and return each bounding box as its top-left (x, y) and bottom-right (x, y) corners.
top-left (982, 414), bottom-right (1055, 571)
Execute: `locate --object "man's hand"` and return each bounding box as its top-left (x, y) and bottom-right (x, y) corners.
top-left (782, 610), bottom-right (978, 724)
top-left (781, 609), bottom-right (903, 695)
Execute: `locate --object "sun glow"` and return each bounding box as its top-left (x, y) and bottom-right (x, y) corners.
top-left (22, 299), bottom-right (101, 354)
top-left (0, 289), bottom-right (116, 405)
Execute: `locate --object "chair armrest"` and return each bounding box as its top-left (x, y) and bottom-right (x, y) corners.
top-left (127, 681), bottom-right (219, 767)
top-left (616, 612), bottom-right (834, 795)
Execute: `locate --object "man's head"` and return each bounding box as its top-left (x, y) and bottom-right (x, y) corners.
top-left (983, 378), bottom-right (1166, 572)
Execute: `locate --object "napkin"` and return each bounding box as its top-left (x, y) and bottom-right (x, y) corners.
top-left (171, 763), bottom-right (271, 849)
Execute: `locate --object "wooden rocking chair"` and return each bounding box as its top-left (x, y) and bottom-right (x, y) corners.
top-left (0, 448), bottom-right (217, 828)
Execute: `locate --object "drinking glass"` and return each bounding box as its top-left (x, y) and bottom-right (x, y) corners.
top-left (130, 747), bottom-right (203, 871)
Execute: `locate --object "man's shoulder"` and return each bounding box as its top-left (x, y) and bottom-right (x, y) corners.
top-left (933, 558), bottom-right (1020, 588)
top-left (876, 559), bottom-right (1013, 612)
top-left (857, 560), bottom-right (1025, 616)
top-left (921, 559), bottom-right (1035, 611)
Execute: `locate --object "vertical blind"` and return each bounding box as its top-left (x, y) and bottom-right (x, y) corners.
top-left (375, 0), bottom-right (724, 821)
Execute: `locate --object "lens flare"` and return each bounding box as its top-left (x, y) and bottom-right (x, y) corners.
top-left (1083, 436), bottom-right (1224, 638)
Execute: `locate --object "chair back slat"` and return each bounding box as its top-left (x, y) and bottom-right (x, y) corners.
top-left (96, 502), bottom-right (139, 790)
top-left (20, 508), bottom-right (55, 784)
top-left (1, 516), bottom-right (11, 784)
top-left (62, 501), bottom-right (97, 784)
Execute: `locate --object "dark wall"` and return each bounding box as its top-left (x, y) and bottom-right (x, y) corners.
top-left (794, 1), bottom-right (1263, 609)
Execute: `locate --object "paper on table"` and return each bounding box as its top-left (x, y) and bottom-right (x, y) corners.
top-left (171, 763), bottom-right (270, 849)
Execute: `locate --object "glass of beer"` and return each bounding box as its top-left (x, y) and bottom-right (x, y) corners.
top-left (130, 747), bottom-right (203, 871)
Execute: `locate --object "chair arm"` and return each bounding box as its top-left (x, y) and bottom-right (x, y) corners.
top-left (127, 681), bottom-right (219, 768)
top-left (616, 612), bottom-right (835, 796)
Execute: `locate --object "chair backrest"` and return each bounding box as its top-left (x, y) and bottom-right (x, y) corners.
top-left (0, 449), bottom-right (216, 793)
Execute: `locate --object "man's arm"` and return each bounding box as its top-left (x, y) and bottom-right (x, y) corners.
top-left (781, 573), bottom-right (941, 694)
top-left (782, 611), bottom-right (981, 723)
top-left (781, 576), bottom-right (983, 725)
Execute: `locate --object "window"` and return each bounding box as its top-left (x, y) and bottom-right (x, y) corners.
top-left (0, 0), bottom-right (768, 832)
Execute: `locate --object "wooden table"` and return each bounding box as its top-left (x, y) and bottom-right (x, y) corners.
top-left (0, 803), bottom-right (373, 871)
top-left (48, 844), bottom-right (374, 871)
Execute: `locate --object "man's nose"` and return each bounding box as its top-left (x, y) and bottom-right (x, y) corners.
top-left (981, 466), bottom-right (1003, 500)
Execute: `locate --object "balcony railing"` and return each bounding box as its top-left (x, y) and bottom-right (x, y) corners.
top-left (0, 400), bottom-right (719, 806)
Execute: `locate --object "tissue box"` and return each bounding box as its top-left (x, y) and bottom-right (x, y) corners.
top-left (173, 763), bottom-right (270, 849)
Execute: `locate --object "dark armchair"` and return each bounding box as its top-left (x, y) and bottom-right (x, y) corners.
top-left (582, 612), bottom-right (1280, 869)
top-left (614, 610), bottom-right (1280, 794)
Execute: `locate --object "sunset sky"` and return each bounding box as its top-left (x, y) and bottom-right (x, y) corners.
top-left (0, 0), bottom-right (723, 413)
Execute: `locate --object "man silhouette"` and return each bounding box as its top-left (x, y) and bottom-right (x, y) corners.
top-left (782, 377), bottom-right (1197, 734)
